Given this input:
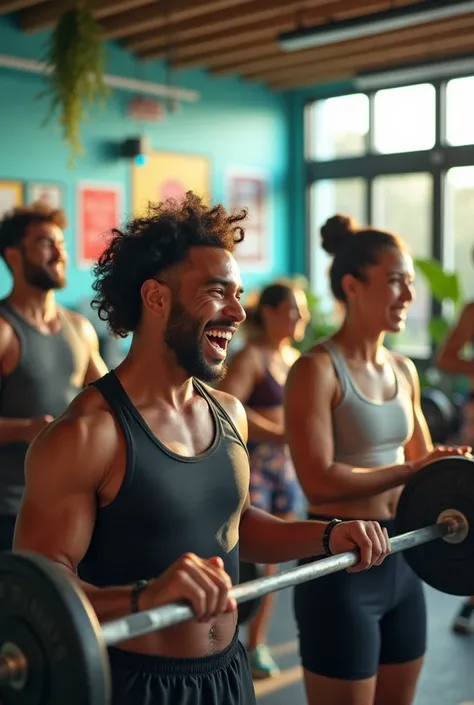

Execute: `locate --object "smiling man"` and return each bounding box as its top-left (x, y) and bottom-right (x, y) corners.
top-left (13, 192), bottom-right (391, 705)
top-left (0, 203), bottom-right (108, 551)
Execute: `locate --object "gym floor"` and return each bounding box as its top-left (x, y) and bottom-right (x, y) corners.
top-left (239, 564), bottom-right (474, 705)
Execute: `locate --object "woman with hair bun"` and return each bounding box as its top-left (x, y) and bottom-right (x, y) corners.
top-left (285, 215), bottom-right (471, 705)
top-left (218, 279), bottom-right (310, 679)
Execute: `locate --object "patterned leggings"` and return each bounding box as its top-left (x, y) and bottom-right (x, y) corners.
top-left (248, 443), bottom-right (303, 516)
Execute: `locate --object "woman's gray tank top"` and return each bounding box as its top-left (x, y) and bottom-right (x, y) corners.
top-left (322, 341), bottom-right (414, 469)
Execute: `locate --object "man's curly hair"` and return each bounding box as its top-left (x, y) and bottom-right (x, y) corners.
top-left (91, 191), bottom-right (247, 338)
top-left (0, 202), bottom-right (67, 262)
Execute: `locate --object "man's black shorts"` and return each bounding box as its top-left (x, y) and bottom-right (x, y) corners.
top-left (108, 630), bottom-right (256, 704)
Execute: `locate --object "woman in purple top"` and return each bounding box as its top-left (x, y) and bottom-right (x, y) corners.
top-left (218, 279), bottom-right (310, 678)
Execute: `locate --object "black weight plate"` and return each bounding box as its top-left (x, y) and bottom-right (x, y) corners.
top-left (0, 552), bottom-right (111, 705)
top-left (237, 562), bottom-right (264, 626)
top-left (395, 456), bottom-right (474, 596)
top-left (0, 618), bottom-right (44, 705)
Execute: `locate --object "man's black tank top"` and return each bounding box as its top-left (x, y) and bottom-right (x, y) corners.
top-left (78, 371), bottom-right (250, 587)
top-left (0, 300), bottom-right (90, 516)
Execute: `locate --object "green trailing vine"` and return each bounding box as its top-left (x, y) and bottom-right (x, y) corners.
top-left (41, 3), bottom-right (109, 166)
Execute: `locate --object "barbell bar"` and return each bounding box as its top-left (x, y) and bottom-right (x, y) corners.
top-left (100, 516), bottom-right (465, 644)
top-left (0, 455), bottom-right (473, 705)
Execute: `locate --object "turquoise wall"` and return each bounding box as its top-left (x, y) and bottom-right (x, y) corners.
top-left (0, 15), bottom-right (291, 310)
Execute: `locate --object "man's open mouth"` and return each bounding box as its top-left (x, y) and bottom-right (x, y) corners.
top-left (205, 329), bottom-right (233, 353)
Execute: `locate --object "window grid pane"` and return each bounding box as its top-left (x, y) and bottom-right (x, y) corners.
top-left (446, 77), bottom-right (474, 147)
top-left (445, 166), bottom-right (474, 302)
top-left (373, 84), bottom-right (436, 155)
top-left (310, 179), bottom-right (367, 317)
top-left (309, 94), bottom-right (369, 161)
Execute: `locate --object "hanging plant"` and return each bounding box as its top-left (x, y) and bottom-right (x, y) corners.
top-left (40, 3), bottom-right (109, 167)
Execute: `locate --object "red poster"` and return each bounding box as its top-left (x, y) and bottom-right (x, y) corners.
top-left (77, 183), bottom-right (122, 266)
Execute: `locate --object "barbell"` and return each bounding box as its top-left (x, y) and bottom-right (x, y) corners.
top-left (0, 456), bottom-right (474, 705)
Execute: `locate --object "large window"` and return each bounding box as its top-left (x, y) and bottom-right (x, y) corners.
top-left (306, 76), bottom-right (474, 360)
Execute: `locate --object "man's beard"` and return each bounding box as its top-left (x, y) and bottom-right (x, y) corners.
top-left (22, 256), bottom-right (66, 291)
top-left (164, 301), bottom-right (227, 383)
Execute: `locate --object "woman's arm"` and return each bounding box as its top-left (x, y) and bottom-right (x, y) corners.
top-left (436, 302), bottom-right (474, 375)
top-left (284, 350), bottom-right (413, 505)
top-left (218, 346), bottom-right (284, 443)
top-left (393, 354), bottom-right (433, 461)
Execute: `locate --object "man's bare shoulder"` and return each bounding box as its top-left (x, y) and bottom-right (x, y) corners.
top-left (209, 387), bottom-right (245, 416)
top-left (27, 386), bottom-right (119, 477)
top-left (61, 308), bottom-right (99, 343)
top-left (202, 385), bottom-right (247, 439)
top-left (0, 316), bottom-right (14, 357)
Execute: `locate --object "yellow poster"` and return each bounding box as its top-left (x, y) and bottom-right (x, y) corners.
top-left (132, 152), bottom-right (211, 217)
top-left (0, 181), bottom-right (23, 219)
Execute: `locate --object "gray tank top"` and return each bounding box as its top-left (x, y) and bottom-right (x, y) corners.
top-left (0, 301), bottom-right (90, 515)
top-left (322, 341), bottom-right (413, 468)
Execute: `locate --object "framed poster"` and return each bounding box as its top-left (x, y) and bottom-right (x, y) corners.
top-left (225, 168), bottom-right (271, 271)
top-left (0, 180), bottom-right (23, 218)
top-left (27, 182), bottom-right (64, 210)
top-left (132, 151), bottom-right (211, 216)
top-left (77, 182), bottom-right (124, 267)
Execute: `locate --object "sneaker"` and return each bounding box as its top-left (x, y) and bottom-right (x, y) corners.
top-left (452, 601), bottom-right (474, 635)
top-left (248, 644), bottom-right (280, 680)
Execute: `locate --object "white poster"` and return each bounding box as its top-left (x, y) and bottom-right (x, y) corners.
top-left (224, 167), bottom-right (271, 272)
top-left (28, 182), bottom-right (63, 210)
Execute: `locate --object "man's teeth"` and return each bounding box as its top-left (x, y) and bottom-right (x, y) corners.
top-left (206, 330), bottom-right (233, 340)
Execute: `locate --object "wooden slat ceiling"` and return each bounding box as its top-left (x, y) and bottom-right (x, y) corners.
top-left (2, 0), bottom-right (474, 91)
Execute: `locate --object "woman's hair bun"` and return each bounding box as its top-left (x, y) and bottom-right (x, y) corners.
top-left (320, 214), bottom-right (358, 256)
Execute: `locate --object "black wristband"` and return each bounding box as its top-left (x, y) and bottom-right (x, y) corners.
top-left (323, 518), bottom-right (343, 556)
top-left (131, 580), bottom-right (149, 614)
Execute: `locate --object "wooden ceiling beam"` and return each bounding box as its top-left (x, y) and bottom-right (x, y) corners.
top-left (134, 0), bottom-right (415, 63)
top-left (102, 0), bottom-right (282, 41)
top-left (21, 0), bottom-right (153, 33)
top-left (268, 31), bottom-right (474, 90)
top-left (116, 0), bottom-right (364, 45)
top-left (271, 68), bottom-right (354, 91)
top-left (161, 0), bottom-right (410, 69)
top-left (185, 41), bottom-right (280, 69)
top-left (228, 11), bottom-right (474, 80)
top-left (140, 35), bottom-right (279, 66)
top-left (0, 0), bottom-right (46, 14)
top-left (131, 12), bottom-right (292, 57)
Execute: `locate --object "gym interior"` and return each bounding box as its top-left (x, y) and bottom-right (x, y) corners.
top-left (1, 1), bottom-right (474, 703)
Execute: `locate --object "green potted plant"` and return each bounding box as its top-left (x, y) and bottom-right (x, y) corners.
top-left (414, 258), bottom-right (468, 398)
top-left (40, 3), bottom-right (109, 167)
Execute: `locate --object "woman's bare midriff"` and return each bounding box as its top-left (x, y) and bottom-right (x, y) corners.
top-left (115, 611), bottom-right (238, 658)
top-left (309, 485), bottom-right (404, 521)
